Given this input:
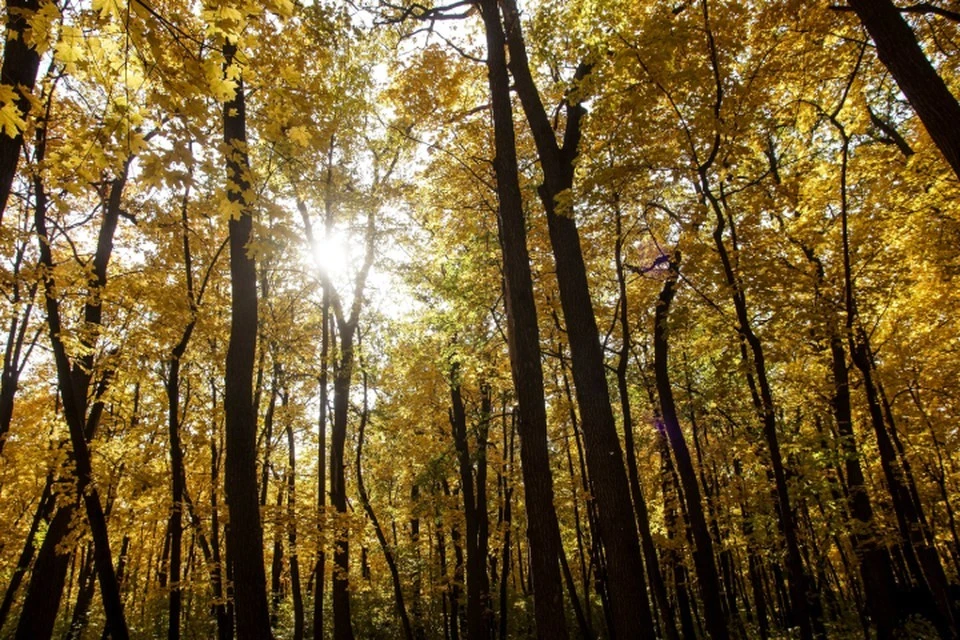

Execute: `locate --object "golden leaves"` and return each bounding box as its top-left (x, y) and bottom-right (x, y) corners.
top-left (0, 85), bottom-right (27, 139)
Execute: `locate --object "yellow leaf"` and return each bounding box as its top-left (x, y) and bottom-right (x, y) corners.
top-left (0, 85), bottom-right (26, 138)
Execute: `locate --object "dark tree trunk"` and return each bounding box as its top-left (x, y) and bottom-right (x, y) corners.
top-left (284, 389), bottom-right (305, 640)
top-left (844, 0), bottom-right (960, 179)
top-left (613, 204), bottom-right (674, 640)
top-left (16, 503), bottom-right (74, 639)
top-left (449, 379), bottom-right (493, 640)
top-left (498, 411), bottom-right (516, 640)
top-left (167, 353), bottom-right (187, 640)
top-left (703, 175), bottom-right (817, 639)
top-left (24, 110), bottom-right (130, 639)
top-left (221, 40), bottom-right (273, 640)
top-left (410, 483), bottom-right (426, 640)
top-left (209, 425), bottom-right (233, 640)
top-left (498, 4), bottom-right (653, 635)
top-left (357, 370), bottom-right (414, 640)
top-left (0, 291), bottom-right (37, 458)
top-left (477, 2), bottom-right (569, 637)
top-left (313, 298), bottom-right (329, 640)
top-left (65, 544), bottom-right (96, 640)
top-left (330, 325), bottom-right (355, 640)
top-left (0, 0), bottom-right (41, 222)
top-left (652, 257), bottom-right (729, 640)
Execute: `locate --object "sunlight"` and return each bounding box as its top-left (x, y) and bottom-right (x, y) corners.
top-left (310, 230), bottom-right (352, 283)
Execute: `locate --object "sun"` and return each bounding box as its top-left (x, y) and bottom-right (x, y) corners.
top-left (310, 230), bottom-right (352, 283)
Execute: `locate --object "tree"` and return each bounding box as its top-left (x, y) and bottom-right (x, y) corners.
top-left (221, 34), bottom-right (273, 640)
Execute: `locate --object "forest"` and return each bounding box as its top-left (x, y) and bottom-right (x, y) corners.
top-left (1, 0), bottom-right (960, 638)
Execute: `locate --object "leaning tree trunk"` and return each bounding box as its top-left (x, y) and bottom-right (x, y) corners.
top-left (20, 107), bottom-right (131, 638)
top-left (653, 256), bottom-right (730, 640)
top-left (844, 0), bottom-right (960, 179)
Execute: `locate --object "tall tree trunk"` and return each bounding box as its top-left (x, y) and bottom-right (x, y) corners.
top-left (23, 102), bottom-right (130, 639)
top-left (498, 410), bottom-right (516, 640)
top-left (284, 387), bottom-right (305, 640)
top-left (613, 203), bottom-right (674, 640)
top-left (652, 256), bottom-right (730, 640)
top-left (221, 40), bottom-right (272, 640)
top-left (167, 345), bottom-right (189, 640)
top-left (477, 2), bottom-right (569, 637)
top-left (313, 300), bottom-right (330, 640)
top-left (702, 169), bottom-right (817, 639)
top-left (498, 5), bottom-right (654, 635)
top-left (209, 415), bottom-right (233, 640)
top-left (410, 483), bottom-right (426, 640)
top-left (331, 325), bottom-right (356, 640)
top-left (843, 0), bottom-right (960, 179)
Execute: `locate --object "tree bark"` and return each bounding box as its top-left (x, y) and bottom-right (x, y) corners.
top-left (477, 2), bottom-right (569, 637)
top-left (498, 4), bottom-right (654, 635)
top-left (357, 369), bottom-right (414, 640)
top-left (222, 40), bottom-right (273, 640)
top-left (652, 256), bottom-right (730, 640)
top-left (844, 0), bottom-right (960, 179)
top-left (22, 109), bottom-right (130, 639)
top-left (449, 378), bottom-right (493, 640)
top-left (0, 0), bottom-right (41, 222)
top-left (613, 204), bottom-right (677, 640)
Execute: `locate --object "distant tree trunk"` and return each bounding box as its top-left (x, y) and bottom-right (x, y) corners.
top-left (313, 296), bottom-right (330, 640)
top-left (0, 472), bottom-right (53, 628)
top-left (449, 378), bottom-right (493, 640)
top-left (209, 413), bottom-right (233, 640)
top-left (797, 230), bottom-right (899, 638)
top-left (0, 0), bottom-right (41, 222)
top-left (612, 203), bottom-right (677, 640)
top-left (844, 0), bottom-right (960, 179)
top-left (65, 544), bottom-right (96, 640)
top-left (498, 410), bottom-right (517, 640)
top-left (221, 40), bottom-right (273, 640)
top-left (270, 479), bottom-right (286, 628)
top-left (356, 369), bottom-right (414, 640)
top-left (477, 2), bottom-right (569, 637)
top-left (498, 4), bottom-right (654, 635)
top-left (0, 284), bottom-right (38, 458)
top-left (659, 431), bottom-right (697, 640)
top-left (652, 256), bottom-right (729, 640)
top-left (702, 170), bottom-right (817, 639)
top-left (166, 331), bottom-right (190, 640)
top-left (284, 387), bottom-right (305, 640)
top-left (410, 483), bottom-right (426, 640)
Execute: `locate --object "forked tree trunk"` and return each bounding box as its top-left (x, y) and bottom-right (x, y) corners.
top-left (498, 4), bottom-right (654, 635)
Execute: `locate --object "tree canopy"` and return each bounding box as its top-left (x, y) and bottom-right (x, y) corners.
top-left (1, 0), bottom-right (959, 638)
